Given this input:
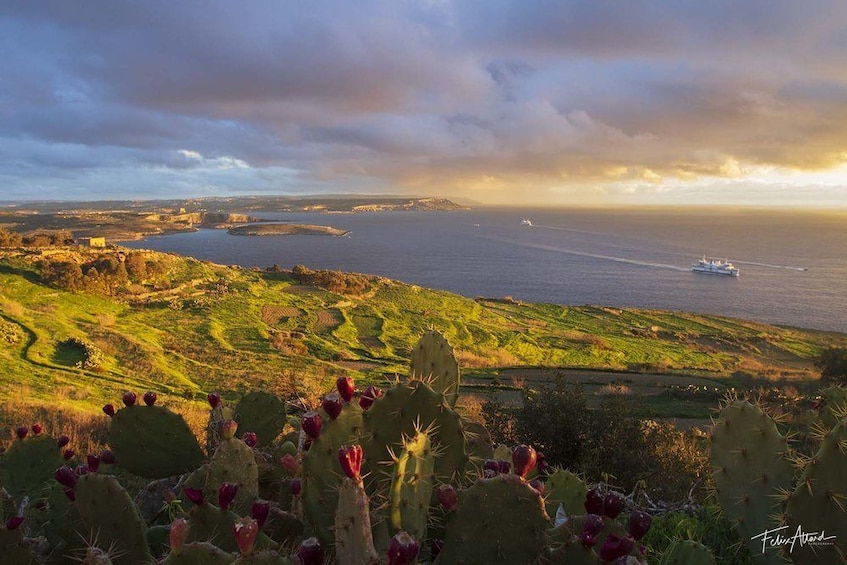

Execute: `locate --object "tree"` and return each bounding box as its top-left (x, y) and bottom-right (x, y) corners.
top-left (0, 229), bottom-right (22, 247)
top-left (816, 347), bottom-right (847, 385)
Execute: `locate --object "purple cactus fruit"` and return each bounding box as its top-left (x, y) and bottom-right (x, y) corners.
top-left (338, 445), bottom-right (363, 480)
top-left (54, 466), bottom-right (77, 488)
top-left (290, 478), bottom-right (302, 496)
top-left (170, 518), bottom-right (189, 554)
top-left (15, 426), bottom-right (27, 440)
top-left (242, 432), bottom-right (257, 448)
top-left (100, 449), bottom-right (116, 465)
top-left (220, 419), bottom-right (238, 440)
top-left (437, 484), bottom-right (458, 511)
top-left (6, 516), bottom-right (24, 530)
top-left (359, 385), bottom-right (383, 410)
top-left (497, 460), bottom-right (511, 475)
top-left (603, 491), bottom-right (626, 519)
top-left (322, 393), bottom-right (343, 420)
top-left (336, 376), bottom-right (355, 402)
top-left (251, 500), bottom-right (271, 529)
top-left (31, 423), bottom-right (43, 435)
top-left (512, 445), bottom-right (537, 478)
top-left (301, 411), bottom-right (323, 439)
top-left (598, 534), bottom-right (636, 562)
top-left (387, 531), bottom-right (420, 565)
top-left (75, 465), bottom-right (89, 477)
top-left (582, 513), bottom-right (604, 537)
top-left (207, 392), bottom-right (221, 408)
top-left (218, 482), bottom-right (239, 512)
top-left (483, 459), bottom-right (498, 473)
top-left (86, 454), bottom-right (100, 473)
top-left (627, 510), bottom-right (652, 540)
top-left (233, 516), bottom-right (259, 556)
top-left (579, 532), bottom-right (598, 548)
top-left (57, 435), bottom-right (70, 448)
top-left (122, 391), bottom-right (137, 407)
top-left (102, 404), bottom-right (116, 417)
top-left (183, 488), bottom-right (204, 505)
top-left (62, 449), bottom-right (75, 461)
top-left (143, 391), bottom-right (157, 406)
top-left (585, 487), bottom-right (605, 514)
top-left (529, 479), bottom-right (545, 495)
top-left (297, 537), bottom-right (324, 565)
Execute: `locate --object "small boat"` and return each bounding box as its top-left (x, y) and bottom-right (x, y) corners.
top-left (521, 218), bottom-right (533, 227)
top-left (692, 256), bottom-right (739, 277)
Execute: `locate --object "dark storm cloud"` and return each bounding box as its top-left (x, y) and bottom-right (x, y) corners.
top-left (2, 1), bottom-right (847, 202)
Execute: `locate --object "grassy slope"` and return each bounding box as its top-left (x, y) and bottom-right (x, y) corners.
top-left (1, 248), bottom-right (845, 415)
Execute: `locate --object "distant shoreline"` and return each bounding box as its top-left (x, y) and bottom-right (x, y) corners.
top-left (227, 223), bottom-right (349, 237)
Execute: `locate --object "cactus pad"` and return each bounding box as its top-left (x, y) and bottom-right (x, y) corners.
top-left (659, 540), bottom-right (716, 565)
top-left (410, 330), bottom-right (460, 408)
top-left (235, 392), bottom-right (288, 448)
top-left (334, 477), bottom-right (378, 565)
top-left (544, 469), bottom-right (587, 518)
top-left (0, 434), bottom-right (63, 499)
top-left (388, 431), bottom-right (435, 541)
top-left (205, 438), bottom-right (259, 514)
top-left (108, 405), bottom-right (205, 479)
top-left (437, 474), bottom-right (549, 564)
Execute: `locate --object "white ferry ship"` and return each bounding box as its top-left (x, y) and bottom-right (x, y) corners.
top-left (521, 218), bottom-right (533, 227)
top-left (692, 256), bottom-right (739, 277)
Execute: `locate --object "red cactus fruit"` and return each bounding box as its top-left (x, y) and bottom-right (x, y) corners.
top-left (437, 484), bottom-right (458, 511)
top-left (627, 510), bottom-right (652, 540)
top-left (297, 537), bottom-right (324, 565)
top-left (15, 426), bottom-right (27, 440)
top-left (512, 445), bottom-right (537, 478)
top-left (603, 491), bottom-right (626, 519)
top-left (183, 488), bottom-right (204, 505)
top-left (582, 513), bottom-right (604, 537)
top-left (302, 411), bottom-right (323, 439)
top-left (31, 423), bottom-right (43, 435)
top-left (338, 445), bottom-right (363, 480)
top-left (54, 466), bottom-right (77, 488)
top-left (579, 531), bottom-right (598, 548)
top-left (233, 516), bottom-right (259, 556)
top-left (100, 449), bottom-right (116, 465)
top-left (169, 518), bottom-right (189, 554)
top-left (102, 404), bottom-right (116, 417)
top-left (62, 449), bottom-right (75, 461)
top-left (242, 432), bottom-right (257, 448)
top-left (57, 435), bottom-right (70, 448)
top-left (143, 391), bottom-right (157, 406)
top-left (207, 392), bottom-right (221, 408)
top-left (6, 516), bottom-right (24, 530)
top-left (218, 482), bottom-right (239, 512)
top-left (290, 478), bottom-right (302, 496)
top-left (584, 487), bottom-right (604, 514)
top-left (359, 385), bottom-right (383, 410)
top-left (86, 454), bottom-right (100, 473)
top-left (336, 376), bottom-right (355, 402)
top-left (251, 500), bottom-right (271, 529)
top-left (122, 391), bottom-right (137, 407)
top-left (387, 531), bottom-right (419, 565)
top-left (598, 534), bottom-right (635, 562)
top-left (63, 487), bottom-right (75, 501)
top-left (322, 393), bottom-right (343, 420)
top-left (220, 419), bottom-right (238, 440)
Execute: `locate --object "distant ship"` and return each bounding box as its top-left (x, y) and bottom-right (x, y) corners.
top-left (521, 218), bottom-right (533, 227)
top-left (692, 256), bottom-right (739, 277)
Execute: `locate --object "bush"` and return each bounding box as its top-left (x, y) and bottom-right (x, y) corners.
top-left (0, 320), bottom-right (24, 344)
top-left (816, 347), bottom-right (847, 385)
top-left (61, 337), bottom-right (106, 371)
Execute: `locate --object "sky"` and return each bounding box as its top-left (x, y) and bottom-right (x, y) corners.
top-left (3, 1), bottom-right (847, 206)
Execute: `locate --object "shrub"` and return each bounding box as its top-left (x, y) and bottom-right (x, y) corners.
top-left (816, 347), bottom-right (847, 385)
top-left (61, 337), bottom-right (106, 370)
top-left (0, 319), bottom-right (24, 344)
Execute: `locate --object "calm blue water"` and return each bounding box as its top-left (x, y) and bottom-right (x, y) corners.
top-left (125, 208), bottom-right (847, 333)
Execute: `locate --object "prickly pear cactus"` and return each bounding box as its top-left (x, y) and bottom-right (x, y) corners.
top-left (0, 434), bottom-right (63, 498)
top-left (302, 402), bottom-right (364, 546)
top-left (108, 405), bottom-right (205, 479)
top-left (437, 474), bottom-right (549, 564)
top-left (235, 392), bottom-right (288, 448)
top-left (206, 438), bottom-right (259, 514)
top-left (161, 541), bottom-right (236, 565)
top-left (73, 473), bottom-right (152, 565)
top-left (184, 503), bottom-right (275, 554)
top-left (462, 419), bottom-right (494, 463)
top-left (410, 330), bottom-right (460, 408)
top-left (0, 524), bottom-right (35, 565)
top-left (785, 417), bottom-right (847, 564)
top-left (710, 400), bottom-right (793, 564)
top-left (335, 477), bottom-right (379, 565)
top-left (362, 380), bottom-right (467, 486)
top-left (544, 469), bottom-right (587, 518)
top-left (388, 431), bottom-right (435, 541)
top-left (817, 386), bottom-right (847, 428)
top-left (659, 540), bottom-right (716, 565)
top-left (207, 402), bottom-right (235, 456)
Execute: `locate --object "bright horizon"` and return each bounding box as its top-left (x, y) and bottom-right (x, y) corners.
top-left (3, 2), bottom-right (847, 207)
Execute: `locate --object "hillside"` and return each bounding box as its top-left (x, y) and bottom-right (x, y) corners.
top-left (1, 247), bottom-right (844, 417)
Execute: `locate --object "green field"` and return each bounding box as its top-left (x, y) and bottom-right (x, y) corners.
top-left (1, 247), bottom-right (844, 419)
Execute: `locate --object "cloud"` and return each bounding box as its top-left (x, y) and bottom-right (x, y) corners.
top-left (1, 1), bottom-right (847, 204)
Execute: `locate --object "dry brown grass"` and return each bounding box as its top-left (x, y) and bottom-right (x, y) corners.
top-left (0, 400), bottom-right (110, 454)
top-left (260, 305), bottom-right (302, 325)
top-left (0, 297), bottom-right (25, 317)
top-left (454, 348), bottom-right (521, 368)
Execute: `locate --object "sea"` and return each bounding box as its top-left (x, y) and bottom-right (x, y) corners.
top-left (124, 207), bottom-right (847, 334)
